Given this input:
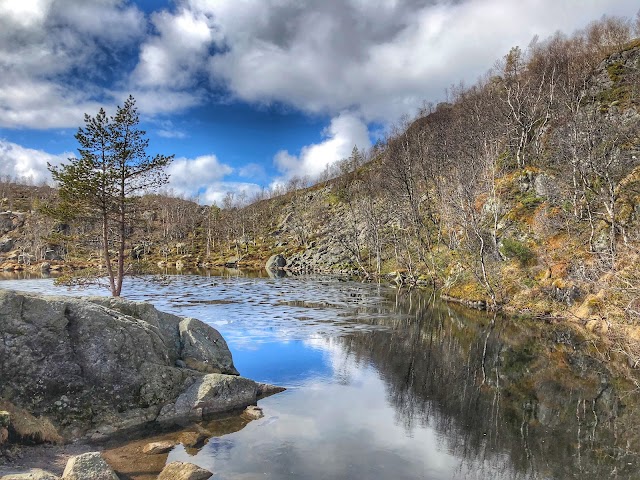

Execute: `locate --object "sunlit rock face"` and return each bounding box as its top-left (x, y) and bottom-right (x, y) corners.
top-left (0, 289), bottom-right (251, 440)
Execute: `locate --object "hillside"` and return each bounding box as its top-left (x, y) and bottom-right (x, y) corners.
top-left (1, 24), bottom-right (640, 365)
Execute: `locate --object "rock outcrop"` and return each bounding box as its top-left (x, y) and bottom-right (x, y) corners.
top-left (265, 254), bottom-right (287, 273)
top-left (0, 289), bottom-right (282, 442)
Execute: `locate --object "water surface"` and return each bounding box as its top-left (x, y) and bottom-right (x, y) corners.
top-left (2, 274), bottom-right (639, 479)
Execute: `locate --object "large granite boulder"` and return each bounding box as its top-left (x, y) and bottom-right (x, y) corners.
top-left (0, 290), bottom-right (254, 440)
top-left (0, 213), bottom-right (24, 236)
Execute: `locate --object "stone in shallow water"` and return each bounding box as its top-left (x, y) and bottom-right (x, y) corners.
top-left (62, 452), bottom-right (119, 480)
top-left (177, 431), bottom-right (208, 448)
top-left (243, 405), bottom-right (264, 420)
top-left (158, 373), bottom-right (284, 423)
top-left (142, 440), bottom-right (176, 455)
top-left (157, 462), bottom-right (212, 480)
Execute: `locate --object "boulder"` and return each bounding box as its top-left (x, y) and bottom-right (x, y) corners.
top-left (142, 440), bottom-right (176, 455)
top-left (0, 470), bottom-right (60, 480)
top-left (157, 462), bottom-right (212, 480)
top-left (265, 254), bottom-right (287, 272)
top-left (0, 290), bottom-right (240, 439)
top-left (534, 173), bottom-right (561, 201)
top-left (0, 213), bottom-right (24, 235)
top-left (243, 405), bottom-right (263, 420)
top-left (177, 431), bottom-right (208, 448)
top-left (257, 383), bottom-right (287, 397)
top-left (157, 374), bottom-right (283, 423)
top-left (179, 318), bottom-right (239, 375)
top-left (0, 236), bottom-right (13, 253)
top-left (62, 452), bottom-right (119, 480)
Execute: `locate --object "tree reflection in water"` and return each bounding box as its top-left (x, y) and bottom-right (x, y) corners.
top-left (338, 288), bottom-right (640, 479)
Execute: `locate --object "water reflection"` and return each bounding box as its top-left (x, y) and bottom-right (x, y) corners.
top-left (1, 276), bottom-right (639, 479)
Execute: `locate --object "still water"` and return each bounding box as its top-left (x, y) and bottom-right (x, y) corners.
top-left (1, 273), bottom-right (639, 479)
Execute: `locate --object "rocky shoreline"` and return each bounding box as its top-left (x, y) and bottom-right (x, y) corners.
top-left (0, 289), bottom-right (284, 478)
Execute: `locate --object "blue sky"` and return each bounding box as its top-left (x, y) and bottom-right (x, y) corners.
top-left (1, 0), bottom-right (638, 205)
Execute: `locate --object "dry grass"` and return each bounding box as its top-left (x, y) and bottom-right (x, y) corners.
top-left (0, 401), bottom-right (63, 445)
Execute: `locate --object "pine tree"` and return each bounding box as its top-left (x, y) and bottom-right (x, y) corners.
top-left (49, 96), bottom-right (174, 296)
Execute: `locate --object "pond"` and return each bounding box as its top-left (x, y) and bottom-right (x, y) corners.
top-left (1, 273), bottom-right (639, 479)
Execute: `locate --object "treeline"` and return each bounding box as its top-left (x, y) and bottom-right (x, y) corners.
top-left (309, 15), bottom-right (640, 306)
top-left (322, 17), bottom-right (640, 303)
top-left (213, 12), bottom-right (640, 338)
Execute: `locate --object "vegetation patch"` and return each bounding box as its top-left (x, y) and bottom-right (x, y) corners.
top-left (501, 238), bottom-right (535, 266)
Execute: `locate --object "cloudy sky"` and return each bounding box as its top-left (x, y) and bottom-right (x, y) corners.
top-left (0, 0), bottom-right (638, 204)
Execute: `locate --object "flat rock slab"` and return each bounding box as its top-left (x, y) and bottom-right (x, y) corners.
top-left (62, 452), bottom-right (119, 480)
top-left (158, 462), bottom-right (212, 480)
top-left (0, 470), bottom-right (60, 480)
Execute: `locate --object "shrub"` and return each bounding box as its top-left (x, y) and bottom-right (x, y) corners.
top-left (501, 238), bottom-right (535, 265)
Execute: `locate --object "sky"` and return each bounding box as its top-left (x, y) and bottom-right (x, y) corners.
top-left (0, 0), bottom-right (638, 205)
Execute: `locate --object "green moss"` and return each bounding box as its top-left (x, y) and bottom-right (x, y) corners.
top-left (501, 238), bottom-right (535, 266)
top-left (597, 86), bottom-right (631, 110)
top-left (606, 61), bottom-right (626, 83)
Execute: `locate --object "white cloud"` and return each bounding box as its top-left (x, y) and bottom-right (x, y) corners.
top-left (273, 112), bottom-right (371, 183)
top-left (157, 129), bottom-right (187, 139)
top-left (201, 181), bottom-right (264, 206)
top-left (179, 0), bottom-right (639, 121)
top-left (131, 7), bottom-right (214, 90)
top-left (52, 0), bottom-right (144, 44)
top-left (0, 0), bottom-right (51, 28)
top-left (0, 139), bottom-right (71, 185)
top-left (164, 154), bottom-right (266, 205)
top-left (0, 0), bottom-right (145, 129)
top-left (167, 154), bottom-right (234, 200)
top-left (238, 163), bottom-right (267, 180)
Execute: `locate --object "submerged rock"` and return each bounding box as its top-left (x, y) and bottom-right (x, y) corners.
top-left (0, 289), bottom-right (264, 441)
top-left (142, 440), bottom-right (176, 455)
top-left (62, 452), bottom-right (118, 480)
top-left (243, 405), bottom-right (264, 420)
top-left (157, 462), bottom-right (212, 480)
top-left (177, 431), bottom-right (208, 449)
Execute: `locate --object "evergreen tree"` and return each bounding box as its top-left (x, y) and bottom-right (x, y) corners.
top-left (49, 96), bottom-right (174, 296)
